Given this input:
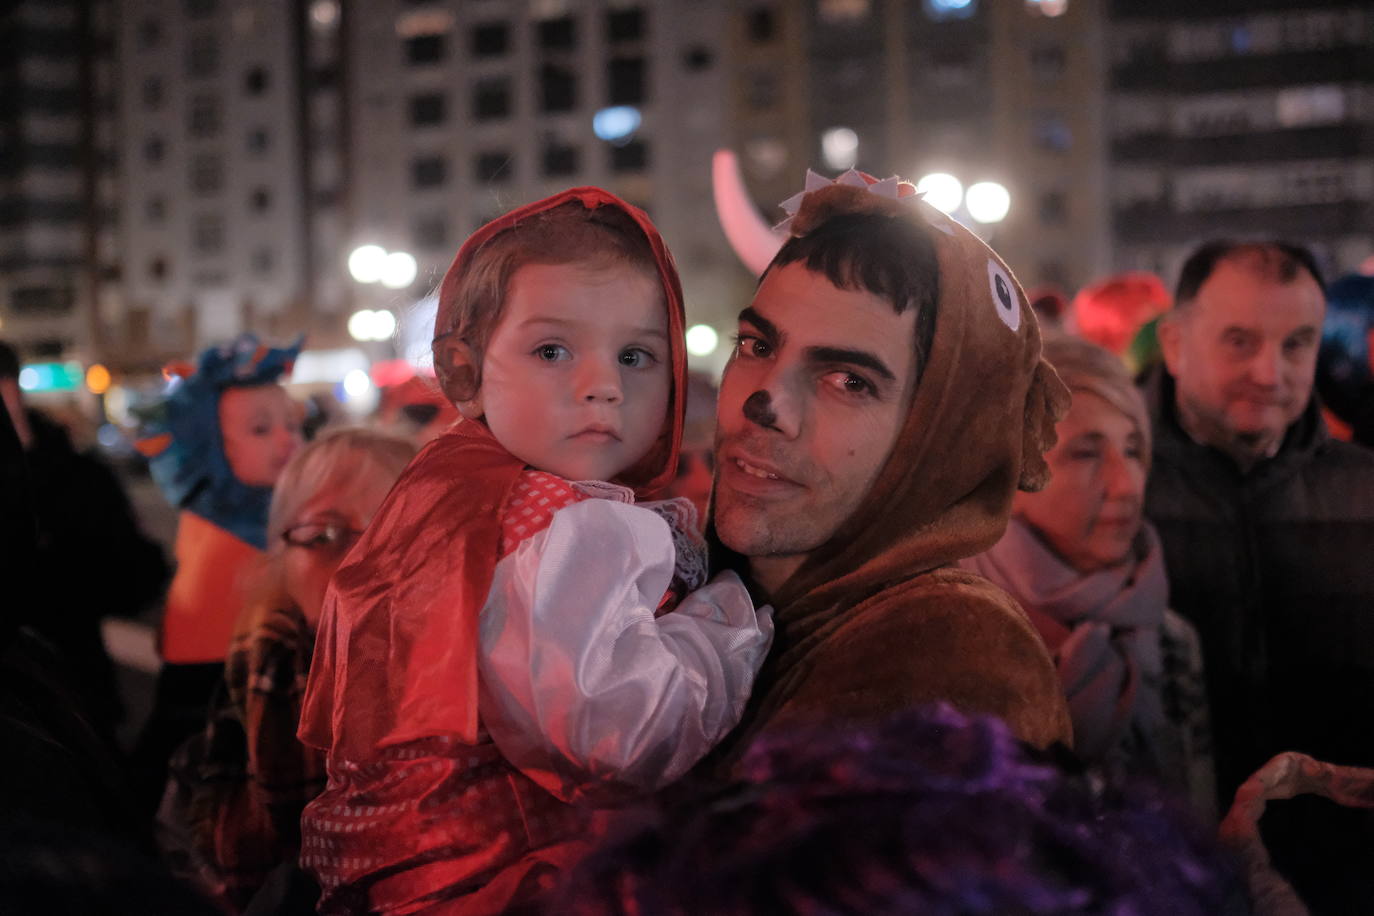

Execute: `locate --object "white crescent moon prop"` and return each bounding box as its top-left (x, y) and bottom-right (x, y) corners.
top-left (712, 149), bottom-right (786, 277)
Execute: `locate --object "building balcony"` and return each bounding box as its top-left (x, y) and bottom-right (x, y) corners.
top-left (1113, 199), bottom-right (1371, 244)
top-left (1112, 124), bottom-right (1371, 166)
top-left (1112, 46), bottom-right (1374, 93)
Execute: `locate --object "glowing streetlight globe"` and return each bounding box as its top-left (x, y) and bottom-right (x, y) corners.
top-left (380, 251), bottom-right (418, 289)
top-left (348, 245), bottom-right (387, 284)
top-left (348, 309), bottom-right (376, 341)
top-left (370, 308), bottom-right (397, 339)
top-left (915, 173), bottom-right (963, 214)
top-left (685, 324), bottom-right (719, 357)
top-left (966, 181), bottom-right (1011, 224)
top-left (821, 127), bottom-right (859, 171)
top-left (343, 369), bottom-right (372, 398)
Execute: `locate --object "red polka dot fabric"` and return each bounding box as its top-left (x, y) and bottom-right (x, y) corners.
top-left (499, 471), bottom-right (588, 559)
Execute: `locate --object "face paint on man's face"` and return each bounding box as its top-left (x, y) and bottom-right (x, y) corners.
top-left (743, 390), bottom-right (777, 428)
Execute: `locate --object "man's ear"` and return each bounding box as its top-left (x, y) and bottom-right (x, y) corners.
top-left (434, 336), bottom-right (483, 419)
top-left (1157, 312), bottom-right (1184, 376)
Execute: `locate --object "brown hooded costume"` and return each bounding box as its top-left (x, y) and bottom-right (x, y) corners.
top-left (712, 180), bottom-right (1074, 767)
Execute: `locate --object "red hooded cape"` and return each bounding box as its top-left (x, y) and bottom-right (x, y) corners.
top-left (299, 188), bottom-right (687, 761)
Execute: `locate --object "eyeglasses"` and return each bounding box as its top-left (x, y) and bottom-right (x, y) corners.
top-left (281, 522), bottom-right (363, 552)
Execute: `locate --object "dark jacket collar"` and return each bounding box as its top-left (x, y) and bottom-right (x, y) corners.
top-left (1143, 364), bottom-right (1328, 487)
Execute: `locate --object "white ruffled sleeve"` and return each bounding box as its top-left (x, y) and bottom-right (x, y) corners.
top-left (477, 498), bottom-right (773, 802)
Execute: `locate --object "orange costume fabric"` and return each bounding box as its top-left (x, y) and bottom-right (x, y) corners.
top-left (161, 510), bottom-right (263, 664)
top-left (298, 188), bottom-right (687, 913)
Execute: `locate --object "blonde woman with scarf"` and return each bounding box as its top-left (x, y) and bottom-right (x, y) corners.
top-left (963, 334), bottom-right (1214, 813)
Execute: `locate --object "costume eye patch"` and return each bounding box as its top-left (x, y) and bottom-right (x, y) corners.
top-left (986, 258), bottom-right (1021, 333)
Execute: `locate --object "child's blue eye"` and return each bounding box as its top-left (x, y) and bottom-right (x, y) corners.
top-left (619, 347), bottom-right (655, 368)
top-left (534, 344), bottom-right (571, 362)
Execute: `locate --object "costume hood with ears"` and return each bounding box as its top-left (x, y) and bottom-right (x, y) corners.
top-left (301, 188), bottom-right (688, 758)
top-left (134, 334), bottom-right (302, 549)
top-left (713, 171), bottom-right (1072, 759)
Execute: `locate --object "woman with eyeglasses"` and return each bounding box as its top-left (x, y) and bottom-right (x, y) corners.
top-left (159, 428), bottom-right (415, 913)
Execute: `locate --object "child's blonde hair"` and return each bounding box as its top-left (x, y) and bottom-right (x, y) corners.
top-left (431, 201), bottom-right (662, 402)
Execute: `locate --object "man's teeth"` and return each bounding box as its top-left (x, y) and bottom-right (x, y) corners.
top-left (737, 459), bottom-right (779, 480)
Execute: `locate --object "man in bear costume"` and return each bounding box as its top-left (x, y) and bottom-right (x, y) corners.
top-left (708, 170), bottom-right (1074, 764)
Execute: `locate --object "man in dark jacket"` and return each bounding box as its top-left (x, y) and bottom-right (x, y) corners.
top-left (1147, 241), bottom-right (1374, 910)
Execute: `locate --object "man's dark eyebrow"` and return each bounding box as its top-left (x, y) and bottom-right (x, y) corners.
top-left (738, 307), bottom-right (781, 342)
top-left (804, 346), bottom-right (896, 383)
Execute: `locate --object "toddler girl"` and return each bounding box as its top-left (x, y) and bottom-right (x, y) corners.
top-left (298, 189), bottom-right (771, 914)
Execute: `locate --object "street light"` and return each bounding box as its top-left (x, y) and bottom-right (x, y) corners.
top-left (348, 245), bottom-right (387, 284)
top-left (915, 172), bottom-right (963, 214)
top-left (685, 324), bottom-right (719, 357)
top-left (380, 252), bottom-right (418, 290)
top-left (966, 181), bottom-right (1011, 224)
top-left (348, 308), bottom-right (397, 342)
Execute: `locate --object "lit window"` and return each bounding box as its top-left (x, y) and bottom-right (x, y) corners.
top-left (923, 0), bottom-right (974, 22)
top-left (821, 0), bottom-right (871, 23)
top-left (1025, 0), bottom-right (1068, 17)
top-left (592, 106), bottom-right (641, 144)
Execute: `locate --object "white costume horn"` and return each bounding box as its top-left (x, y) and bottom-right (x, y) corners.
top-left (712, 149), bottom-right (786, 277)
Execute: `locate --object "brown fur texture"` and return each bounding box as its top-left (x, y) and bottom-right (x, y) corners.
top-left (714, 182), bottom-right (1073, 767)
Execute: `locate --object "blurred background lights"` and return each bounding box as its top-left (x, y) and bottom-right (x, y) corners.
top-left (309, 0), bottom-right (339, 27)
top-left (916, 173), bottom-right (964, 214)
top-left (685, 324), bottom-right (719, 357)
top-left (343, 369), bottom-right (373, 398)
top-left (821, 127), bottom-right (859, 171)
top-left (380, 251), bottom-right (418, 290)
top-left (18, 367), bottom-right (39, 391)
top-left (348, 308), bottom-right (397, 342)
top-left (593, 106), bottom-right (642, 143)
top-left (1026, 0), bottom-right (1068, 16)
top-left (85, 363), bottom-right (112, 395)
top-left (966, 181), bottom-right (1012, 223)
top-left (96, 423), bottom-right (124, 450)
top-left (347, 245), bottom-right (387, 284)
top-left (933, 0), bottom-right (972, 8)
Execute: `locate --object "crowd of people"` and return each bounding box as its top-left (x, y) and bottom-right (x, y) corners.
top-left (3, 167), bottom-right (1374, 915)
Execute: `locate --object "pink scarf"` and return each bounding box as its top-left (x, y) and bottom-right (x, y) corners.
top-left (962, 519), bottom-right (1169, 764)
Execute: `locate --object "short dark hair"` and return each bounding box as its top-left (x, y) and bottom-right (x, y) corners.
top-left (764, 211), bottom-right (940, 382)
top-left (1174, 240), bottom-right (1324, 308)
top-left (0, 341), bottom-right (19, 381)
